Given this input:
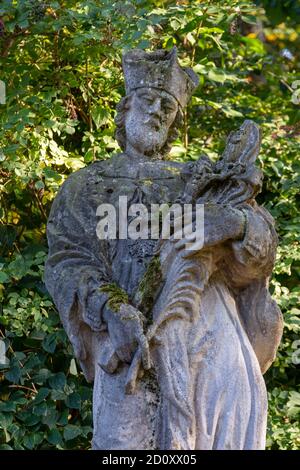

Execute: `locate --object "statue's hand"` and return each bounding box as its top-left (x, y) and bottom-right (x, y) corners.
top-left (173, 204), bottom-right (246, 255)
top-left (103, 303), bottom-right (151, 370)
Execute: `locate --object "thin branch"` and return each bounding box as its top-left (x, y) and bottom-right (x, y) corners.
top-left (8, 384), bottom-right (37, 394)
top-left (33, 190), bottom-right (48, 221)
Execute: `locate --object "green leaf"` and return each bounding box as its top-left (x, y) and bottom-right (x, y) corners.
top-left (4, 366), bottom-right (21, 383)
top-left (48, 372), bottom-right (66, 390)
top-left (241, 14), bottom-right (259, 25)
top-left (57, 409), bottom-right (69, 427)
top-left (47, 428), bottom-right (63, 446)
top-left (65, 392), bottom-right (81, 410)
top-left (42, 407), bottom-right (58, 428)
top-left (42, 332), bottom-right (57, 353)
top-left (51, 389), bottom-right (66, 400)
top-left (137, 39), bottom-right (151, 49)
top-left (33, 368), bottom-right (52, 384)
top-left (0, 413), bottom-right (13, 429)
top-left (0, 401), bottom-right (16, 412)
top-left (90, 106), bottom-right (110, 129)
top-left (63, 424), bottom-right (82, 441)
top-left (23, 433), bottom-right (44, 450)
top-left (241, 37), bottom-right (266, 55)
top-left (32, 401), bottom-right (48, 417)
top-left (33, 388), bottom-right (50, 404)
top-left (287, 392), bottom-right (300, 418)
top-left (65, 125), bottom-right (75, 135)
top-left (0, 271), bottom-right (9, 283)
top-left (207, 69), bottom-right (241, 84)
top-left (43, 167), bottom-right (62, 181)
top-left (222, 105), bottom-right (243, 118)
top-left (18, 412), bottom-right (40, 426)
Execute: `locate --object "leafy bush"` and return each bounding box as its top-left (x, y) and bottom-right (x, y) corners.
top-left (0, 0), bottom-right (299, 449)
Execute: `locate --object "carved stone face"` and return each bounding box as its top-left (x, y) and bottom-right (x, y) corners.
top-left (124, 87), bottom-right (179, 156)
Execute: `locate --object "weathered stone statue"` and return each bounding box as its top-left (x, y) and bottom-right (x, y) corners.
top-left (45, 48), bottom-right (283, 450)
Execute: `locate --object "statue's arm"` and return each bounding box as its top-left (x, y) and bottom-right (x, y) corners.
top-left (174, 202), bottom-right (276, 273)
top-left (227, 203), bottom-right (283, 373)
top-left (44, 173), bottom-right (113, 381)
top-left (229, 202), bottom-right (278, 283)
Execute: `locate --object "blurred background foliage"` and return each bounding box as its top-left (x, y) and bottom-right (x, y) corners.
top-left (0, 0), bottom-right (299, 450)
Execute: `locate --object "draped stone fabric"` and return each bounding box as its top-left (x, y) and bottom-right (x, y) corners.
top-left (45, 152), bottom-right (282, 450)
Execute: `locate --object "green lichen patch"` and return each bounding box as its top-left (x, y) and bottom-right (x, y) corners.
top-left (163, 165), bottom-right (181, 175)
top-left (142, 179), bottom-right (153, 186)
top-left (99, 283), bottom-right (129, 312)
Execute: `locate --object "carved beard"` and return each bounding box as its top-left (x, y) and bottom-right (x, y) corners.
top-left (125, 114), bottom-right (170, 157)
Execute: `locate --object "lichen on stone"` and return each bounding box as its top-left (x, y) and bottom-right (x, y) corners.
top-left (142, 179), bottom-right (153, 186)
top-left (164, 165), bottom-right (181, 175)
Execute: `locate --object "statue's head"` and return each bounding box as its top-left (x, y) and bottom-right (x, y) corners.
top-left (115, 48), bottom-right (199, 158)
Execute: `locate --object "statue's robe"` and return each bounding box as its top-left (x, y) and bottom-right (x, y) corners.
top-left (45, 153), bottom-right (283, 450)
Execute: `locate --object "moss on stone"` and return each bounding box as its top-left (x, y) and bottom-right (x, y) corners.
top-left (136, 254), bottom-right (162, 317)
top-left (99, 283), bottom-right (129, 312)
top-left (100, 255), bottom-right (162, 317)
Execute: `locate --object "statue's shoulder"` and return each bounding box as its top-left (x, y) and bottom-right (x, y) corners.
top-left (140, 156), bottom-right (212, 183)
top-left (55, 156), bottom-right (117, 199)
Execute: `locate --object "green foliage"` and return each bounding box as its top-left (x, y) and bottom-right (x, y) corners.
top-left (0, 0), bottom-right (299, 449)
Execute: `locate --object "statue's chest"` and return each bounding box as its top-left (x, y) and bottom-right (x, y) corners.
top-left (109, 177), bottom-right (184, 206)
top-left (96, 159), bottom-right (188, 206)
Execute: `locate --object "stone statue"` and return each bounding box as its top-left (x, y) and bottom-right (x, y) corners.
top-left (45, 48), bottom-right (283, 450)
